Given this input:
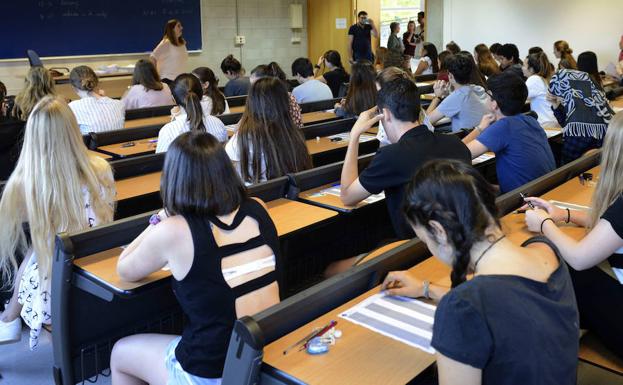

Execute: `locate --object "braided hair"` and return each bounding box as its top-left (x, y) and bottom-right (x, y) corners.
top-left (403, 160), bottom-right (500, 287)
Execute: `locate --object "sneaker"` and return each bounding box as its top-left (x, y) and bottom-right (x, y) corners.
top-left (0, 317), bottom-right (22, 345)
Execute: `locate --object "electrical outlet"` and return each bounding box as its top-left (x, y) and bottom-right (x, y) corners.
top-left (235, 35), bottom-right (246, 45)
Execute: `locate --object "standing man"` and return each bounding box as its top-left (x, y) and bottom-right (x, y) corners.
top-left (348, 11), bottom-right (379, 64)
top-left (414, 11), bottom-right (425, 59)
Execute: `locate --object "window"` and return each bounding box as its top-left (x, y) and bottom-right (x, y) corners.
top-left (379, 0), bottom-right (424, 48)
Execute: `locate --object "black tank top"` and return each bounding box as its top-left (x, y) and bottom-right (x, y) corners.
top-left (173, 198), bottom-right (281, 378)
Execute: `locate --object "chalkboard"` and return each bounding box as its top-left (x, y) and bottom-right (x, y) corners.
top-left (2, 0), bottom-right (202, 59)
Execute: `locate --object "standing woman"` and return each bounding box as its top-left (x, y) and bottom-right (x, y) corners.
top-left (413, 42), bottom-right (439, 76)
top-left (225, 78), bottom-right (311, 184)
top-left (0, 96), bottom-right (115, 347)
top-left (12, 66), bottom-right (56, 120)
top-left (314, 50), bottom-right (350, 98)
top-left (474, 44), bottom-right (500, 79)
top-left (386, 22), bottom-right (405, 69)
top-left (151, 19), bottom-right (189, 84)
top-left (403, 21), bottom-right (418, 68)
top-left (192, 67), bottom-right (230, 116)
top-left (525, 112), bottom-right (623, 359)
top-left (111, 131), bottom-right (281, 385)
top-left (522, 52), bottom-right (558, 128)
top-left (335, 61), bottom-right (377, 118)
top-left (122, 59), bottom-right (175, 110)
top-left (554, 40), bottom-right (577, 70)
top-left (157, 74), bottom-right (227, 153)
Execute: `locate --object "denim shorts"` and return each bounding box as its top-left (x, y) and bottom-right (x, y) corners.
top-left (165, 337), bottom-right (222, 385)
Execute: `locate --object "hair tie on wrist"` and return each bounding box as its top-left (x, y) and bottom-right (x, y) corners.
top-left (565, 208), bottom-right (571, 224)
top-left (540, 217), bottom-right (554, 234)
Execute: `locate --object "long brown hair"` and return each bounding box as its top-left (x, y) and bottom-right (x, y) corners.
top-left (13, 66), bottom-right (56, 120)
top-left (192, 67), bottom-right (226, 115)
top-left (474, 44), bottom-right (500, 78)
top-left (163, 19), bottom-right (185, 46)
top-left (237, 78), bottom-right (311, 183)
top-left (132, 59), bottom-right (164, 91)
top-left (526, 52), bottom-right (554, 80)
top-left (344, 61), bottom-right (377, 115)
top-left (170, 74), bottom-right (205, 132)
top-left (554, 40), bottom-right (577, 70)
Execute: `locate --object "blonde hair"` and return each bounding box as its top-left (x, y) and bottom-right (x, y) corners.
top-left (0, 96), bottom-right (115, 286)
top-left (13, 67), bottom-right (56, 120)
top-left (591, 113), bottom-right (623, 228)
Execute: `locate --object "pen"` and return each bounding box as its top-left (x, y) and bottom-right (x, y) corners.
top-left (519, 193), bottom-right (534, 210)
top-left (299, 320), bottom-right (338, 351)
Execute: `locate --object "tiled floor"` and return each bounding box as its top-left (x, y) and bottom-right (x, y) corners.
top-left (1, 329), bottom-right (621, 385)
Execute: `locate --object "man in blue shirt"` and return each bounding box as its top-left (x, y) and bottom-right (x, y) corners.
top-left (348, 11), bottom-right (379, 63)
top-left (463, 71), bottom-right (555, 193)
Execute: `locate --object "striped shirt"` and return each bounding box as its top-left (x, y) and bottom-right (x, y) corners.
top-left (156, 111), bottom-right (228, 153)
top-left (201, 95), bottom-right (230, 116)
top-left (69, 96), bottom-right (125, 135)
top-left (122, 84), bottom-right (175, 110)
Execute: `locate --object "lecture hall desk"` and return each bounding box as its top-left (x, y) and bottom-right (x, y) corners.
top-left (260, 166), bottom-right (599, 385)
top-left (122, 110), bottom-right (337, 129)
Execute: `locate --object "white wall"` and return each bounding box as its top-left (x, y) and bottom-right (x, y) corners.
top-left (443, 0), bottom-right (621, 68)
top-left (0, 0), bottom-right (307, 95)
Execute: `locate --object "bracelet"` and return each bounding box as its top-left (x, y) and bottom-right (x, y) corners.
top-left (540, 217), bottom-right (555, 234)
top-left (565, 208), bottom-right (571, 224)
top-left (475, 125), bottom-right (482, 133)
top-left (422, 280), bottom-right (431, 299)
top-left (149, 213), bottom-right (161, 226)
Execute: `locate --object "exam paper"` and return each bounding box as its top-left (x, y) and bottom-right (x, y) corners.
top-left (340, 293), bottom-right (436, 354)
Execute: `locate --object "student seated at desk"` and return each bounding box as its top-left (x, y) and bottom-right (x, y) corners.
top-left (122, 59), bottom-right (175, 110)
top-left (314, 50), bottom-right (350, 98)
top-left (436, 50), bottom-right (452, 82)
top-left (225, 78), bottom-right (311, 184)
top-left (111, 132), bottom-right (281, 385)
top-left (68, 66), bottom-right (125, 134)
top-left (0, 96), bottom-right (115, 348)
top-left (426, 53), bottom-right (489, 133)
top-left (192, 66), bottom-right (230, 116)
top-left (157, 74), bottom-right (228, 153)
top-left (221, 55), bottom-right (250, 97)
top-left (474, 44), bottom-right (500, 79)
top-left (291, 57), bottom-right (334, 103)
top-left (498, 43), bottom-right (525, 80)
top-left (525, 112), bottom-right (623, 359)
top-left (381, 160), bottom-right (579, 385)
top-left (522, 52), bottom-right (559, 128)
top-left (413, 42), bottom-right (439, 76)
top-left (462, 71), bottom-right (555, 193)
top-left (250, 64), bottom-right (302, 128)
top-left (373, 67), bottom-right (412, 147)
top-left (554, 40), bottom-right (578, 70)
top-left (548, 67), bottom-right (613, 164)
top-left (340, 77), bottom-right (470, 240)
top-left (334, 61), bottom-right (377, 118)
top-left (12, 66), bottom-right (56, 121)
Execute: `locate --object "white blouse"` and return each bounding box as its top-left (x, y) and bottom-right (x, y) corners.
top-left (69, 96), bottom-right (125, 134)
top-left (156, 111), bottom-right (228, 153)
top-left (151, 39), bottom-right (188, 81)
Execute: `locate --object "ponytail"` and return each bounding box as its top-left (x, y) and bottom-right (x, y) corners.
top-left (184, 91), bottom-right (205, 132)
top-left (403, 160), bottom-right (499, 288)
top-left (527, 52), bottom-right (554, 80)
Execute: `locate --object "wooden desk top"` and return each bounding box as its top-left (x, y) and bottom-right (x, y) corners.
top-left (263, 257), bottom-right (443, 385)
top-left (229, 105), bottom-right (245, 114)
top-left (124, 115), bottom-right (170, 129)
top-left (302, 111), bottom-right (337, 125)
top-left (116, 171), bottom-right (161, 201)
top-left (99, 138), bottom-right (158, 158)
top-left (611, 97), bottom-right (623, 110)
top-left (306, 134), bottom-right (377, 155)
top-left (300, 183), bottom-right (376, 212)
top-left (74, 198), bottom-right (338, 293)
top-left (88, 150), bottom-right (112, 161)
top-left (263, 165), bottom-right (600, 384)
